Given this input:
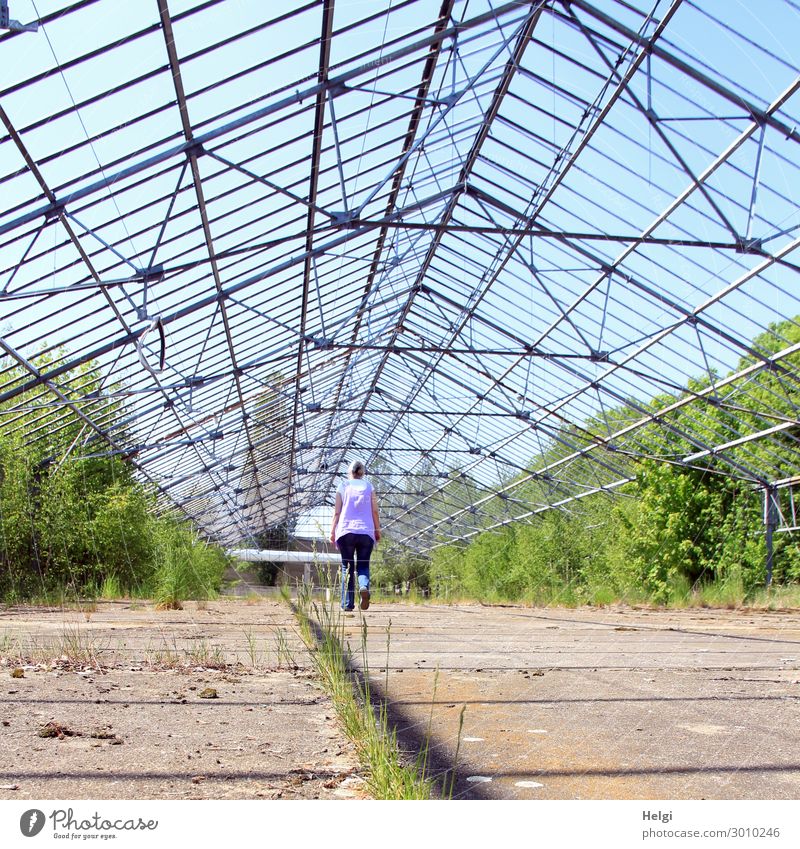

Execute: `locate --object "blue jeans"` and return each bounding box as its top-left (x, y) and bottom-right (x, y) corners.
top-left (338, 532), bottom-right (373, 610)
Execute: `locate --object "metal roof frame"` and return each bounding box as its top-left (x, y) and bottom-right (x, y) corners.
top-left (1, 0), bottom-right (799, 553)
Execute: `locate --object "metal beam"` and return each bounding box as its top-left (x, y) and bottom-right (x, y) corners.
top-left (0, 0), bottom-right (532, 241)
top-left (0, 187), bottom-right (456, 407)
top-left (285, 0), bottom-right (336, 522)
top-left (337, 1), bottom-right (546, 482)
top-left (319, 0), bottom-right (456, 466)
top-left (351, 0), bottom-right (684, 501)
top-left (559, 0), bottom-right (800, 145)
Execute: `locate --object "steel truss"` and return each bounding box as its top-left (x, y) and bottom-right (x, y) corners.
top-left (1, 0), bottom-right (799, 554)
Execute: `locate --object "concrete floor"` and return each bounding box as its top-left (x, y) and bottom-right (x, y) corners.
top-left (0, 600), bottom-right (364, 800)
top-left (336, 602), bottom-right (800, 799)
top-left (3, 598), bottom-right (798, 800)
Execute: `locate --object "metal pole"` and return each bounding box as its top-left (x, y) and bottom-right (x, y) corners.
top-left (764, 485), bottom-right (779, 588)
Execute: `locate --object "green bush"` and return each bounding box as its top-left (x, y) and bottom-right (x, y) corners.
top-left (0, 433), bottom-right (39, 598)
top-left (0, 427), bottom-right (227, 605)
top-left (428, 544), bottom-right (465, 597)
top-left (147, 520), bottom-right (228, 608)
top-left (421, 469), bottom-right (790, 608)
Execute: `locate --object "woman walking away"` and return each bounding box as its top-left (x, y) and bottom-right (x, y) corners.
top-left (330, 459), bottom-right (381, 611)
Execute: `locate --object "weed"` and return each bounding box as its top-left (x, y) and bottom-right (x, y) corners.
top-left (243, 629), bottom-right (261, 667)
top-left (143, 635), bottom-right (182, 669)
top-left (186, 638), bottom-right (227, 669)
top-left (145, 646), bottom-right (181, 669)
top-left (148, 523), bottom-right (226, 608)
top-left (291, 589), bottom-right (435, 800)
top-left (99, 575), bottom-right (122, 600)
top-left (0, 631), bottom-right (16, 657)
top-left (273, 628), bottom-right (296, 669)
top-left (446, 705), bottom-right (467, 798)
top-left (58, 623), bottom-right (108, 668)
top-left (747, 583), bottom-right (800, 610)
top-left (384, 618), bottom-right (391, 693)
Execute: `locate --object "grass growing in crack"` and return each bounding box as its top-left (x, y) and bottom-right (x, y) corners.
top-left (0, 631), bottom-right (25, 664)
top-left (0, 631), bottom-right (15, 656)
top-left (144, 635), bottom-right (182, 669)
top-left (142, 636), bottom-right (230, 670)
top-left (0, 627), bottom-right (111, 669)
top-left (291, 585), bottom-right (435, 800)
top-left (273, 627), bottom-right (296, 669)
top-left (186, 638), bottom-right (227, 668)
top-left (58, 624), bottom-right (108, 668)
top-left (243, 628), bottom-right (261, 667)
top-left (384, 617), bottom-right (391, 692)
top-left (446, 705), bottom-right (467, 798)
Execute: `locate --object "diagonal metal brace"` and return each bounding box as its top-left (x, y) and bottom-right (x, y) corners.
top-left (1, 0), bottom-right (38, 32)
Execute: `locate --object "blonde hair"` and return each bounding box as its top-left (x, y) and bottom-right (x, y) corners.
top-left (348, 459), bottom-right (366, 478)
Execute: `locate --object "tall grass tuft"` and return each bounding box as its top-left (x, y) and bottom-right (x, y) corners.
top-left (291, 585), bottom-right (435, 800)
top-left (148, 522), bottom-right (227, 609)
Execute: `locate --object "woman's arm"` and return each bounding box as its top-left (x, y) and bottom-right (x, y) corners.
top-left (330, 492), bottom-right (343, 544)
top-left (371, 490), bottom-right (381, 543)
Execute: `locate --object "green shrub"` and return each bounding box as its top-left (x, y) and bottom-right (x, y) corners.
top-left (148, 520), bottom-right (227, 608)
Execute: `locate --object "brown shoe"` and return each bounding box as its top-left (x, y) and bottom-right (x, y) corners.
top-left (359, 589), bottom-right (370, 611)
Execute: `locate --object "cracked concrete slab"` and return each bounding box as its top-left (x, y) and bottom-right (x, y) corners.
top-left (337, 602), bottom-right (800, 799)
top-left (0, 599), bottom-right (365, 800)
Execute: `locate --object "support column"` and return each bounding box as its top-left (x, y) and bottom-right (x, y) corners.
top-left (764, 484), bottom-right (779, 587)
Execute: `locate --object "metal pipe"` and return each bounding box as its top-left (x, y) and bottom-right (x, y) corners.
top-left (228, 549), bottom-right (340, 564)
